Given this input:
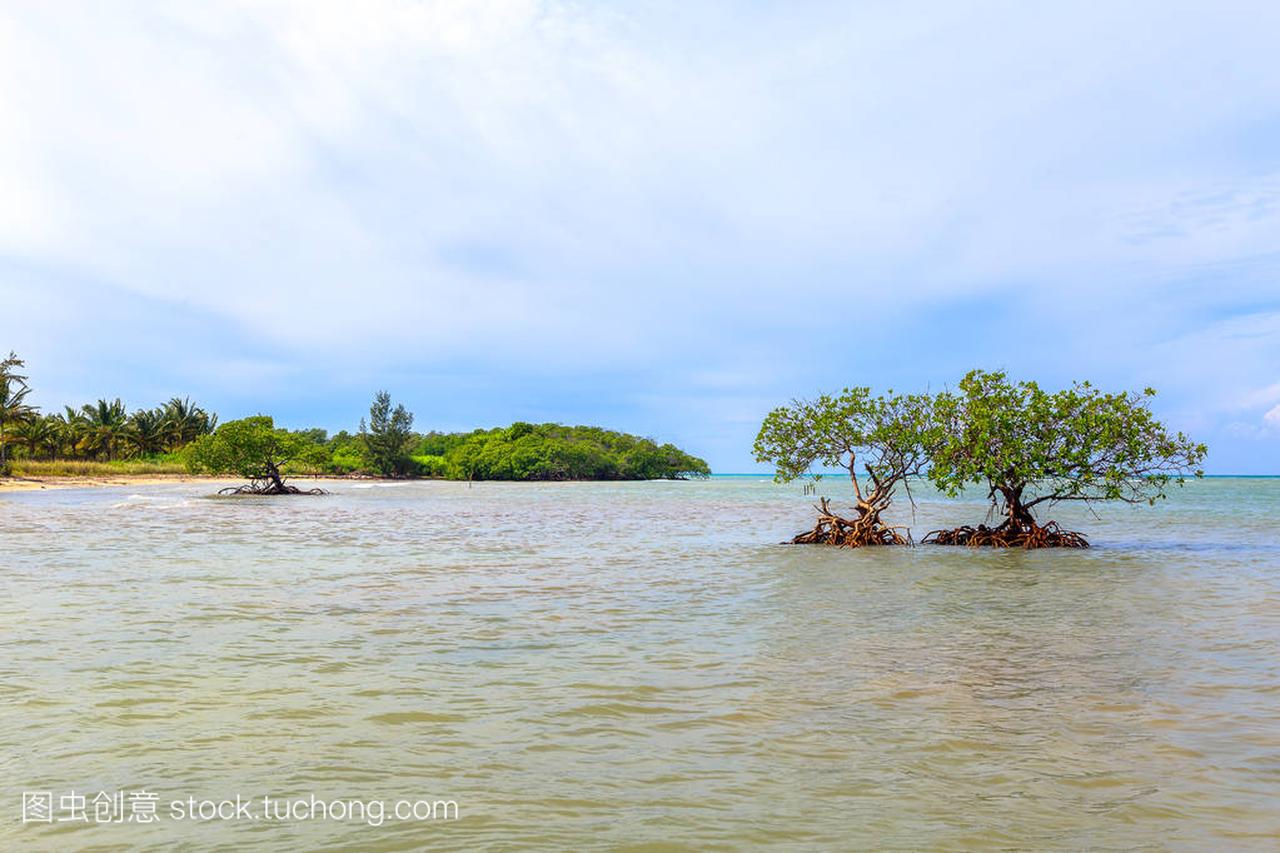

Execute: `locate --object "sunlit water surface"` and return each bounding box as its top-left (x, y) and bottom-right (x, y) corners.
top-left (2, 477), bottom-right (1278, 850)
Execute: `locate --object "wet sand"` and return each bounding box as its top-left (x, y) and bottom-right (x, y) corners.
top-left (0, 474), bottom-right (230, 493)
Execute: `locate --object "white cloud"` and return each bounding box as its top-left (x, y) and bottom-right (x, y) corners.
top-left (1219, 374), bottom-right (1280, 440)
top-left (1240, 382), bottom-right (1280, 410)
top-left (3, 1), bottom-right (1280, 468)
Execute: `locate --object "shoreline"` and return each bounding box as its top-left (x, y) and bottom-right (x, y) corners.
top-left (0, 473), bottom-right (383, 494)
top-left (0, 472), bottom-right (709, 494)
top-left (0, 473), bottom-right (235, 493)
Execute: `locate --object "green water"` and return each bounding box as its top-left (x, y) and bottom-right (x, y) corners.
top-left (2, 477), bottom-right (1278, 850)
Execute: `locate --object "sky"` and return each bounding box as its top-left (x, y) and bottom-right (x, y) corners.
top-left (2, 0), bottom-right (1279, 473)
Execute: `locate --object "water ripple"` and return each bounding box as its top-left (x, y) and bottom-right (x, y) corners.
top-left (1, 478), bottom-right (1278, 849)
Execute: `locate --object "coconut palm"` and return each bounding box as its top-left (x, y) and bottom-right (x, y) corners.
top-left (0, 352), bottom-right (36, 467)
top-left (55, 407), bottom-right (86, 458)
top-left (124, 407), bottom-right (168, 457)
top-left (12, 416), bottom-right (57, 460)
top-left (162, 397), bottom-right (217, 450)
top-left (79, 398), bottom-right (129, 460)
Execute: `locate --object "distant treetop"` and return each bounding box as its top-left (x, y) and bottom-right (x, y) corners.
top-left (415, 422), bottom-right (710, 481)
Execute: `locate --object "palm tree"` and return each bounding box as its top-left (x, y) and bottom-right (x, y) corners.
top-left (38, 414), bottom-right (64, 459)
top-left (12, 416), bottom-right (57, 460)
top-left (79, 398), bottom-right (128, 461)
top-left (162, 397), bottom-right (217, 450)
top-left (125, 407), bottom-right (168, 457)
top-left (56, 406), bottom-right (87, 458)
top-left (0, 352), bottom-right (36, 467)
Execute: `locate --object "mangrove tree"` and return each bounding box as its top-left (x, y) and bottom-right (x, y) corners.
top-left (923, 370), bottom-right (1207, 548)
top-left (754, 388), bottom-right (933, 547)
top-left (185, 416), bottom-right (326, 495)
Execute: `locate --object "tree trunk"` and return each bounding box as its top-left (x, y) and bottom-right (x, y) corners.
top-left (788, 492), bottom-right (909, 547)
top-left (923, 482), bottom-right (1089, 548)
top-left (264, 460), bottom-right (288, 493)
top-left (218, 461), bottom-right (325, 496)
top-left (1000, 485), bottom-right (1037, 531)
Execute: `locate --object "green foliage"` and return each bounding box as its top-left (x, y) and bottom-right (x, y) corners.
top-left (294, 427), bottom-right (328, 445)
top-left (754, 387), bottom-right (934, 494)
top-left (77, 398), bottom-right (129, 460)
top-left (0, 351), bottom-right (35, 467)
top-left (410, 454), bottom-right (449, 477)
top-left (757, 374), bottom-right (1208, 544)
top-left (415, 430), bottom-right (472, 457)
top-left (160, 397), bottom-right (218, 450)
top-left (2, 357), bottom-right (710, 483)
top-left (325, 430), bottom-right (369, 474)
top-left (184, 416), bottom-right (308, 480)
top-left (0, 359), bottom-right (218, 467)
top-left (361, 390), bottom-right (416, 476)
top-left (928, 370), bottom-right (1207, 514)
top-left (125, 407), bottom-right (169, 456)
top-left (11, 416), bottom-right (58, 459)
top-left (434, 423), bottom-right (710, 481)
top-left (281, 432), bottom-right (335, 475)
top-left (9, 457), bottom-right (188, 477)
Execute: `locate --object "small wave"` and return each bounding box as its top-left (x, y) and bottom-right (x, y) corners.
top-left (367, 711), bottom-right (465, 724)
top-left (110, 498), bottom-right (194, 511)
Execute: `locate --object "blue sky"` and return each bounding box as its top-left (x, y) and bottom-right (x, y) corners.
top-left (2, 1), bottom-right (1279, 472)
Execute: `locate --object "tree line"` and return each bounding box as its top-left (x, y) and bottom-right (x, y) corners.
top-left (413, 422), bottom-right (711, 481)
top-left (754, 370), bottom-right (1207, 549)
top-left (0, 353), bottom-right (711, 483)
top-left (1, 352), bottom-right (218, 467)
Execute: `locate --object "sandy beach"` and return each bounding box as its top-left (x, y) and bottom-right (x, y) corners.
top-left (0, 474), bottom-right (384, 493)
top-left (0, 474), bottom-right (234, 493)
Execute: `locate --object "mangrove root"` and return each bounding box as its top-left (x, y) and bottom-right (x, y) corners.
top-left (218, 479), bottom-right (327, 496)
top-left (787, 497), bottom-right (911, 548)
top-left (921, 520), bottom-right (1088, 549)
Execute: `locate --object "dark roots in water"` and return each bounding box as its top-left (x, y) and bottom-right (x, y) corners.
top-left (218, 478), bottom-right (327, 496)
top-left (788, 497), bottom-right (911, 548)
top-left (922, 519), bottom-right (1088, 549)
top-left (216, 461), bottom-right (327, 496)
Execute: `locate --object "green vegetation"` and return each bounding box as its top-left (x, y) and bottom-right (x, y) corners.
top-left (923, 370), bottom-right (1207, 547)
top-left (6, 458), bottom-right (188, 477)
top-left (0, 350), bottom-right (217, 478)
top-left (758, 371), bottom-right (1207, 549)
top-left (755, 389), bottom-right (933, 546)
top-left (0, 351), bottom-right (35, 473)
top-left (362, 391), bottom-right (416, 476)
top-left (186, 416), bottom-right (325, 495)
top-left (1, 355), bottom-right (711, 486)
top-left (417, 422), bottom-right (711, 481)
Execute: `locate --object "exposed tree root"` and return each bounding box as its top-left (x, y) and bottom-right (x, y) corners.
top-left (218, 475), bottom-right (326, 496)
top-left (214, 458), bottom-right (327, 496)
top-left (788, 496), bottom-right (911, 548)
top-left (922, 519), bottom-right (1088, 549)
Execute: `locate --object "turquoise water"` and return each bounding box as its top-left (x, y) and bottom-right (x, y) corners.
top-left (2, 477), bottom-right (1278, 850)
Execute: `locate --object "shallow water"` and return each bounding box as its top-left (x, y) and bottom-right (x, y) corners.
top-left (2, 477), bottom-right (1278, 850)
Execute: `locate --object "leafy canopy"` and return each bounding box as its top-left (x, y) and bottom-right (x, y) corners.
top-left (929, 369), bottom-right (1207, 509)
top-left (184, 416), bottom-right (308, 480)
top-left (362, 390), bottom-right (416, 476)
top-left (0, 351), bottom-right (36, 467)
top-left (753, 387), bottom-right (933, 494)
top-left (420, 422), bottom-right (710, 481)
